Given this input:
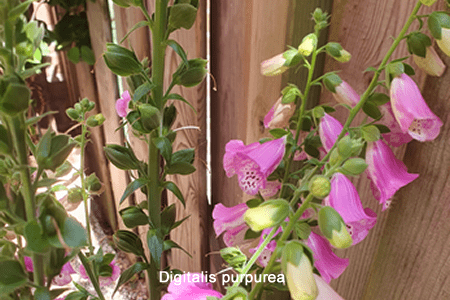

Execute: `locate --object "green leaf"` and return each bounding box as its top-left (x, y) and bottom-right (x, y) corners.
top-left (65, 291), bottom-right (88, 300)
top-left (7, 0), bottom-right (34, 21)
top-left (25, 111), bottom-right (58, 127)
top-left (162, 181), bottom-right (185, 207)
top-left (368, 93), bottom-right (389, 106)
top-left (0, 260), bottom-right (27, 295)
top-left (294, 222), bottom-right (311, 240)
top-left (120, 21), bottom-right (152, 43)
top-left (133, 81), bottom-right (156, 102)
top-left (374, 124), bottom-right (391, 133)
top-left (120, 178), bottom-right (149, 204)
top-left (119, 207), bottom-right (149, 228)
top-left (67, 47), bottom-right (80, 64)
top-left (147, 229), bottom-right (164, 265)
top-left (166, 40), bottom-right (188, 64)
top-left (164, 93), bottom-right (196, 113)
top-left (24, 220), bottom-right (50, 253)
top-left (166, 162), bottom-right (196, 175)
top-left (113, 230), bottom-right (145, 257)
top-left (153, 137), bottom-right (172, 164)
top-left (172, 148), bottom-right (195, 164)
top-left (163, 240), bottom-right (192, 258)
top-left (269, 129), bottom-right (288, 139)
top-left (244, 228), bottom-right (260, 240)
top-left (168, 3), bottom-right (198, 30)
top-left (61, 217), bottom-right (88, 248)
top-left (362, 101), bottom-right (382, 120)
top-left (361, 125), bottom-right (381, 142)
top-left (171, 215), bottom-right (190, 230)
top-left (34, 287), bottom-right (51, 300)
top-left (161, 204), bottom-right (176, 235)
top-left (113, 262), bottom-right (149, 296)
top-left (403, 63), bottom-right (415, 76)
top-left (80, 46), bottom-right (95, 65)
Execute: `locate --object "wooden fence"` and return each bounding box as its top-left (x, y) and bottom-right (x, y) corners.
top-left (34, 0), bottom-right (450, 299)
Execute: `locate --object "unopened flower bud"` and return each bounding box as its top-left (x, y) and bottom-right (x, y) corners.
top-left (138, 104), bottom-right (160, 131)
top-left (323, 74), bottom-right (360, 107)
top-left (261, 53), bottom-right (289, 76)
top-left (318, 207), bottom-right (352, 249)
top-left (66, 108), bottom-right (80, 121)
top-left (67, 187), bottom-right (83, 204)
top-left (282, 241), bottom-right (318, 300)
top-left (420, 0), bottom-right (437, 6)
top-left (298, 34), bottom-right (317, 56)
top-left (309, 175), bottom-right (331, 199)
top-left (264, 97), bottom-right (295, 129)
top-left (86, 173), bottom-right (104, 195)
top-left (413, 47), bottom-right (445, 77)
top-left (113, 230), bottom-right (145, 256)
top-left (326, 42), bottom-right (351, 62)
top-left (177, 59), bottom-right (208, 87)
top-left (428, 12), bottom-right (450, 57)
top-left (119, 206), bottom-right (148, 228)
top-left (338, 158), bottom-right (368, 176)
top-left (244, 199), bottom-right (290, 232)
top-left (86, 113), bottom-right (105, 127)
top-left (220, 247), bottom-right (247, 272)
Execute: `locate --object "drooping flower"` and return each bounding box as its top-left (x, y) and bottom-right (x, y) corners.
top-left (318, 206), bottom-right (353, 249)
top-left (249, 226), bottom-right (283, 267)
top-left (115, 90), bottom-right (132, 117)
top-left (223, 138), bottom-right (286, 196)
top-left (333, 81), bottom-right (360, 107)
top-left (366, 139), bottom-right (419, 210)
top-left (324, 173), bottom-right (377, 244)
top-left (53, 261), bottom-right (77, 286)
top-left (212, 203), bottom-right (249, 247)
top-left (378, 104), bottom-right (413, 147)
top-left (413, 46), bottom-right (446, 77)
top-left (24, 256), bottom-right (34, 272)
top-left (261, 53), bottom-right (289, 76)
top-left (161, 273), bottom-right (223, 300)
top-left (79, 259), bottom-right (121, 286)
top-left (390, 73), bottom-right (443, 141)
top-left (264, 97), bottom-right (295, 129)
top-left (314, 274), bottom-right (345, 300)
top-left (305, 232), bottom-right (349, 283)
top-left (319, 113), bottom-right (343, 153)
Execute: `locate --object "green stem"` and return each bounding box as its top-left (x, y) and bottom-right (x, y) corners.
top-left (78, 252), bottom-right (106, 300)
top-left (8, 114), bottom-right (45, 287)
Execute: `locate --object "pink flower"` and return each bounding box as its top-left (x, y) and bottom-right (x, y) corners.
top-left (249, 226), bottom-right (283, 267)
top-left (161, 273), bottom-right (223, 300)
top-left (261, 53), bottom-right (289, 76)
top-left (319, 113), bottom-right (343, 153)
top-left (333, 81), bottom-right (360, 107)
top-left (305, 232), bottom-right (349, 283)
top-left (24, 256), bottom-right (34, 272)
top-left (366, 140), bottom-right (419, 210)
top-left (324, 173), bottom-right (377, 244)
top-left (379, 104), bottom-right (413, 147)
top-left (212, 203), bottom-right (249, 247)
top-left (314, 274), bottom-right (345, 300)
top-left (223, 138), bottom-right (286, 196)
top-left (53, 262), bottom-right (77, 286)
top-left (80, 260), bottom-right (121, 287)
top-left (390, 73), bottom-right (443, 141)
top-left (115, 90), bottom-right (131, 117)
top-left (264, 97), bottom-right (295, 129)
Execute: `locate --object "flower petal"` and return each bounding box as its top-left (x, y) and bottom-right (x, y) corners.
top-left (319, 113), bottom-right (343, 153)
top-left (212, 203), bottom-right (247, 237)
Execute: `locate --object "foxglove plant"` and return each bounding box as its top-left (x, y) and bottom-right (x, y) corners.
top-left (211, 1), bottom-right (446, 299)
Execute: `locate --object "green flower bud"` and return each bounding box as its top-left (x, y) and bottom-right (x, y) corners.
top-left (67, 187), bottom-right (83, 204)
top-left (220, 247), bottom-right (247, 272)
top-left (313, 8), bottom-right (328, 24)
top-left (244, 199), bottom-right (290, 232)
top-left (328, 148), bottom-right (340, 166)
top-left (66, 108), bottom-right (80, 121)
top-left (103, 43), bottom-right (142, 76)
top-left (86, 173), bottom-right (104, 194)
top-left (337, 136), bottom-right (364, 158)
top-left (119, 206), bottom-right (148, 228)
top-left (175, 59), bottom-right (208, 87)
top-left (138, 104), bottom-right (160, 131)
top-left (308, 175), bottom-right (331, 199)
top-left (322, 73), bottom-right (343, 94)
top-left (104, 144), bottom-right (140, 170)
top-left (282, 241), bottom-right (318, 300)
top-left (86, 113), bottom-right (105, 127)
top-left (298, 33), bottom-right (317, 56)
top-left (338, 158), bottom-right (368, 176)
top-left (326, 42), bottom-right (351, 63)
top-left (318, 207), bottom-right (352, 249)
top-left (113, 230), bottom-right (145, 257)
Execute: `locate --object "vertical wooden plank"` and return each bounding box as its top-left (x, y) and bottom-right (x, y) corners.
top-left (319, 1), bottom-right (441, 299)
top-left (161, 0), bottom-right (208, 272)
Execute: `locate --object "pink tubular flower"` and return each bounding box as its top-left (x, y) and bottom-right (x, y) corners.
top-left (115, 90), bottom-right (131, 117)
top-left (333, 81), bottom-right (360, 107)
top-left (212, 203), bottom-right (249, 247)
top-left (223, 138), bottom-right (286, 196)
top-left (24, 256), bottom-right (34, 272)
top-left (319, 113), bottom-right (343, 153)
top-left (379, 104), bottom-right (413, 147)
top-left (324, 173), bottom-right (377, 244)
top-left (264, 97), bottom-right (295, 129)
top-left (366, 140), bottom-right (419, 210)
top-left (261, 53), bottom-right (289, 76)
top-left (390, 73), bottom-right (443, 141)
top-left (161, 273), bottom-right (223, 300)
top-left (249, 226), bottom-right (283, 267)
top-left (314, 274), bottom-right (345, 300)
top-left (53, 262), bottom-right (77, 286)
top-left (305, 232), bottom-right (349, 283)
top-left (80, 260), bottom-right (120, 287)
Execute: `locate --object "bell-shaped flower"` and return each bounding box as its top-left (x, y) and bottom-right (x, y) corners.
top-left (212, 203), bottom-right (249, 247)
top-left (314, 274), bottom-right (345, 300)
top-left (161, 273), bottom-right (223, 300)
top-left (318, 207), bottom-right (353, 249)
top-left (115, 90), bottom-right (131, 117)
top-left (390, 73), bottom-right (443, 141)
top-left (323, 74), bottom-right (360, 107)
top-left (366, 140), bottom-right (419, 210)
top-left (264, 97), bottom-right (296, 129)
top-left (378, 104), bottom-right (413, 147)
top-left (261, 53), bottom-right (289, 76)
top-left (282, 241), bottom-right (318, 300)
top-left (305, 232), bottom-right (349, 283)
top-left (437, 28), bottom-right (450, 57)
top-left (53, 261), bottom-right (77, 286)
top-left (223, 138), bottom-right (286, 196)
top-left (244, 199), bottom-right (290, 232)
top-left (79, 259), bottom-right (120, 286)
top-left (319, 113), bottom-right (343, 153)
top-left (324, 173), bottom-right (377, 244)
top-left (249, 226), bottom-right (283, 266)
top-left (413, 47), bottom-right (445, 77)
